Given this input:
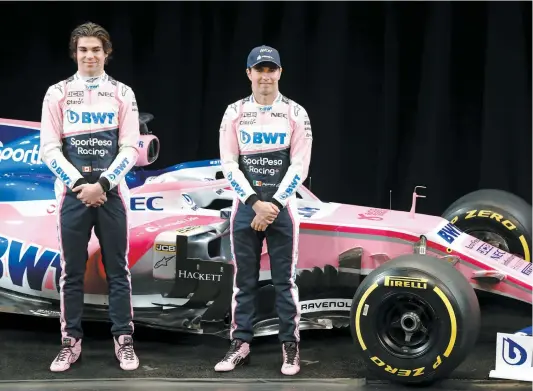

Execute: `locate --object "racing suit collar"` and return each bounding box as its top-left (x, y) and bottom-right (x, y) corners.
top-left (250, 92), bottom-right (283, 112)
top-left (75, 71), bottom-right (108, 90)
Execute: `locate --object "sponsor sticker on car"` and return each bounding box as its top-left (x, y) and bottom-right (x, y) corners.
top-left (489, 332), bottom-right (533, 382)
top-left (154, 243), bottom-right (175, 253)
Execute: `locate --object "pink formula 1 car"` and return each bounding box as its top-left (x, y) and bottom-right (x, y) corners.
top-left (0, 114), bottom-right (531, 385)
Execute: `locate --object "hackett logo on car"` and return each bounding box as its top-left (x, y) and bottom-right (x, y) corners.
top-left (66, 110), bottom-right (116, 125)
top-left (177, 270), bottom-right (222, 282)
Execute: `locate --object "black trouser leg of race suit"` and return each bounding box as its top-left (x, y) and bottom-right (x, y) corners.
top-left (57, 184), bottom-right (134, 340)
top-left (229, 200), bottom-right (301, 344)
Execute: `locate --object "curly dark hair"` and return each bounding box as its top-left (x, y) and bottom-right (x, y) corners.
top-left (69, 22), bottom-right (113, 63)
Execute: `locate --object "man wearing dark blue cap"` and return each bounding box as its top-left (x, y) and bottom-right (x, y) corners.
top-left (216, 45), bottom-right (313, 376)
top-left (247, 45), bottom-right (282, 68)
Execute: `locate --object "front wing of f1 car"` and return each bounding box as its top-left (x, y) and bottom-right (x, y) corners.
top-left (0, 115), bottom-right (531, 384)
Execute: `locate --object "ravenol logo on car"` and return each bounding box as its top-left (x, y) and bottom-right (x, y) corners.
top-left (0, 235), bottom-right (61, 292)
top-left (240, 130), bottom-right (286, 145)
top-left (67, 110), bottom-right (116, 125)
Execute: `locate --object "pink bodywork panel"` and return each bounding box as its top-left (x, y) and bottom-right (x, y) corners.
top-left (0, 125), bottom-right (530, 304)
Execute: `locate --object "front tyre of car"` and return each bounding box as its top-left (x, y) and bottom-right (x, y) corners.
top-left (349, 254), bottom-right (480, 386)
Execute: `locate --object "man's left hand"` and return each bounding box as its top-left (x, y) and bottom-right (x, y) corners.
top-left (73, 183), bottom-right (105, 206)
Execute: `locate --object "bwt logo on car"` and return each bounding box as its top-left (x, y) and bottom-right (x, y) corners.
top-left (0, 141), bottom-right (42, 164)
top-left (0, 235), bottom-right (61, 292)
top-left (437, 223), bottom-right (462, 244)
top-left (239, 130), bottom-right (286, 145)
top-left (67, 110), bottom-right (116, 125)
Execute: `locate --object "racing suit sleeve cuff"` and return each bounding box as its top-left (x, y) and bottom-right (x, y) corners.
top-left (98, 177), bottom-right (111, 193)
top-left (271, 198), bottom-right (284, 210)
top-left (245, 194), bottom-right (260, 207)
top-left (73, 178), bottom-right (88, 189)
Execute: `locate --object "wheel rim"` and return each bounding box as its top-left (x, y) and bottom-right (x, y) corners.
top-left (377, 293), bottom-right (438, 359)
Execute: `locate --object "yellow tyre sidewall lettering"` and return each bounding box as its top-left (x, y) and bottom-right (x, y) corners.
top-left (433, 286), bottom-right (457, 357)
top-left (354, 277), bottom-right (458, 377)
top-left (451, 209), bottom-right (531, 262)
top-left (355, 282), bottom-right (378, 351)
top-left (518, 235), bottom-right (531, 262)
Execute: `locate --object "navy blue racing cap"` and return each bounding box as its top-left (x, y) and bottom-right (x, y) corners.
top-left (247, 45), bottom-right (281, 68)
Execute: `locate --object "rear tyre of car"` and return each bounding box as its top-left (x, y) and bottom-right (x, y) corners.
top-left (350, 254), bottom-right (480, 385)
top-left (441, 189), bottom-right (532, 262)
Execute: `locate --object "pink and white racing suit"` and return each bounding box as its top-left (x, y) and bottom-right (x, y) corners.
top-left (40, 72), bottom-right (140, 341)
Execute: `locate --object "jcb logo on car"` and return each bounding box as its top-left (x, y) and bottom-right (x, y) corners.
top-left (451, 210), bottom-right (517, 231)
top-left (384, 276), bottom-right (428, 290)
top-left (155, 244), bottom-right (176, 253)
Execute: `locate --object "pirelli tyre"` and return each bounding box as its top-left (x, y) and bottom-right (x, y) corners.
top-left (442, 189), bottom-right (532, 262)
top-left (350, 254), bottom-right (480, 385)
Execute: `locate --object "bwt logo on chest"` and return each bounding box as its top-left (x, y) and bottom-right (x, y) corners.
top-left (66, 110), bottom-right (116, 125)
top-left (240, 130), bottom-right (287, 145)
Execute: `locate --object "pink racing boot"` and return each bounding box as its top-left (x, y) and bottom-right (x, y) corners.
top-left (50, 336), bottom-right (82, 372)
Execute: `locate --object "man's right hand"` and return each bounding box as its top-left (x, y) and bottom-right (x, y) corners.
top-left (252, 200), bottom-right (279, 224)
top-left (88, 192), bottom-right (108, 208)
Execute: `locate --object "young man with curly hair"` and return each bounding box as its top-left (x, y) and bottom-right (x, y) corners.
top-left (40, 22), bottom-right (140, 372)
